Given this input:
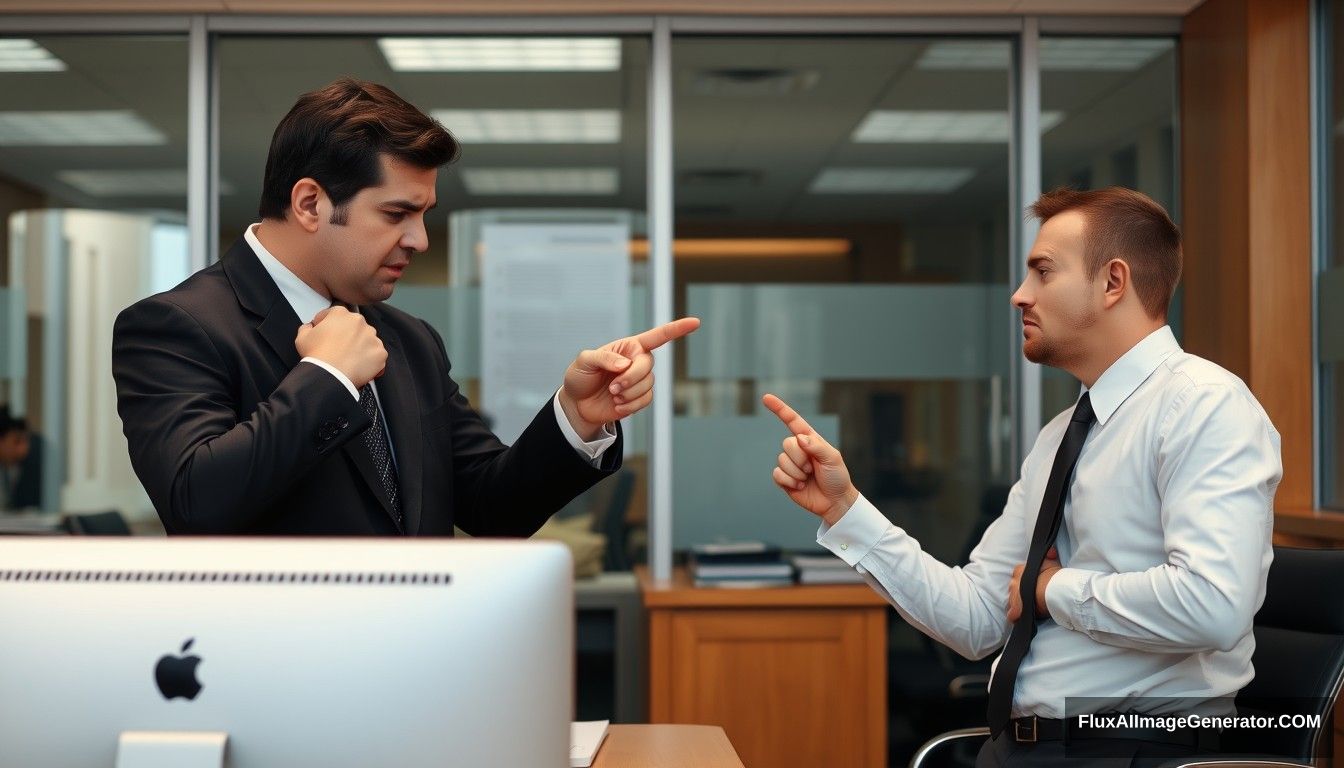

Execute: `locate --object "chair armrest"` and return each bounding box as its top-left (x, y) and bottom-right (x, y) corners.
top-left (1159, 760), bottom-right (1315, 768)
top-left (948, 674), bottom-right (989, 699)
top-left (908, 726), bottom-right (991, 768)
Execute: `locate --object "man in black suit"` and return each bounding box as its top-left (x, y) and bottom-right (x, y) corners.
top-left (112, 78), bottom-right (697, 536)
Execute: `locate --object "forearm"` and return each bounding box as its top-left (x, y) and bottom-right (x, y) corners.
top-left (162, 364), bottom-right (367, 533)
top-left (820, 494), bottom-right (1013, 660)
top-left (1045, 559), bottom-right (1263, 653)
top-left (451, 396), bottom-right (621, 537)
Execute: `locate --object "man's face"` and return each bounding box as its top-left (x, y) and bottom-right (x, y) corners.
top-left (1010, 210), bottom-right (1101, 368)
top-left (316, 154), bottom-right (437, 306)
top-left (0, 431), bottom-right (28, 466)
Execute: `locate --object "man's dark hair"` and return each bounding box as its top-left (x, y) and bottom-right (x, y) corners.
top-left (258, 77), bottom-right (459, 222)
top-left (0, 405), bottom-right (25, 437)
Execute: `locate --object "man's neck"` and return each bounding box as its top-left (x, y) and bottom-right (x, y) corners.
top-left (1071, 318), bottom-right (1165, 388)
top-left (253, 222), bottom-right (331, 300)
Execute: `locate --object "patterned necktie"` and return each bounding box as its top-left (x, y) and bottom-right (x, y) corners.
top-left (358, 382), bottom-right (401, 527)
top-left (986, 392), bottom-right (1097, 736)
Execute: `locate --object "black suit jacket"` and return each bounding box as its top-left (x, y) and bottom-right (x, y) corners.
top-left (5, 432), bottom-right (41, 510)
top-left (112, 238), bottom-right (621, 536)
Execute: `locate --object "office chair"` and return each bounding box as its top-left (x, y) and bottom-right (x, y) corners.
top-left (908, 546), bottom-right (1344, 768)
top-left (63, 510), bottom-right (132, 535)
top-left (595, 470), bottom-right (637, 572)
top-left (888, 486), bottom-right (1007, 761)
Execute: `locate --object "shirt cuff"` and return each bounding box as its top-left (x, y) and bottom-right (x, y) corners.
top-left (552, 389), bottom-right (617, 467)
top-left (816, 493), bottom-right (890, 567)
top-left (1044, 566), bottom-right (1094, 631)
top-left (301, 357), bottom-right (359, 400)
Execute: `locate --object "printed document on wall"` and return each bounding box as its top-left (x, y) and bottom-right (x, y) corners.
top-left (482, 222), bottom-right (630, 444)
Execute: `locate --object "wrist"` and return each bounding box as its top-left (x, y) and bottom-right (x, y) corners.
top-left (1036, 569), bottom-right (1059, 617)
top-left (558, 390), bottom-right (604, 441)
top-left (822, 486), bottom-right (860, 527)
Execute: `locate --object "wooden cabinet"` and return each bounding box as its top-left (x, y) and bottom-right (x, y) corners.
top-left (640, 567), bottom-right (888, 768)
top-left (591, 725), bottom-right (744, 768)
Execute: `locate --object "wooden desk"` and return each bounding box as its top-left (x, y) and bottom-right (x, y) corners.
top-left (591, 724), bottom-right (743, 768)
top-left (639, 567), bottom-right (888, 768)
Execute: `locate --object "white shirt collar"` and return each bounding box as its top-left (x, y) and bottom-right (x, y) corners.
top-left (244, 222), bottom-right (332, 324)
top-left (1082, 325), bottom-right (1180, 426)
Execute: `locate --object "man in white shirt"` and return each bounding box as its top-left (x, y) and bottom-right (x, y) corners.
top-left (765, 187), bottom-right (1281, 766)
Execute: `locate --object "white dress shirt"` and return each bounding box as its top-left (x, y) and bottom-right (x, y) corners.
top-left (244, 224), bottom-right (617, 467)
top-left (819, 326), bottom-right (1281, 718)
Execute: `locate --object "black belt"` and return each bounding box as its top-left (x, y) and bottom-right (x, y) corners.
top-left (1009, 715), bottom-right (1222, 751)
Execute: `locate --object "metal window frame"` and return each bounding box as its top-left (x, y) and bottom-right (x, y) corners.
top-left (1312, 0), bottom-right (1330, 509)
top-left (1013, 18), bottom-right (1043, 470)
top-left (0, 11), bottom-right (1184, 572)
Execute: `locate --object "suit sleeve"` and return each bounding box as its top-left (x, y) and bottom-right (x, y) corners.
top-left (420, 320), bottom-right (623, 537)
top-left (112, 296), bottom-right (369, 533)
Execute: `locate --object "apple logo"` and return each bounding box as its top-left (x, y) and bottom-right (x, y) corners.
top-left (154, 638), bottom-right (204, 701)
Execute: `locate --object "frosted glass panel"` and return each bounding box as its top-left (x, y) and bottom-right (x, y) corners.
top-left (673, 415), bottom-right (840, 550)
top-left (687, 284), bottom-right (1011, 380)
top-left (387, 285), bottom-right (478, 374)
top-left (387, 285), bottom-right (650, 380)
top-left (0, 287), bottom-right (23, 379)
top-left (1321, 268), bottom-right (1344, 364)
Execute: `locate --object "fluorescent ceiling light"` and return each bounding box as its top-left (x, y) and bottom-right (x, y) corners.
top-left (0, 39), bottom-right (66, 72)
top-left (431, 109), bottom-right (619, 143)
top-left (629, 238), bottom-right (851, 259)
top-left (0, 110), bottom-right (165, 146)
top-left (809, 168), bottom-right (975, 195)
top-left (917, 38), bottom-right (1174, 72)
top-left (379, 37), bottom-right (620, 72)
top-left (57, 169), bottom-right (233, 197)
top-left (851, 110), bottom-right (1064, 143)
top-left (460, 168), bottom-right (618, 195)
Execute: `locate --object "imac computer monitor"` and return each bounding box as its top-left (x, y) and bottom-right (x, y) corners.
top-left (0, 537), bottom-right (574, 767)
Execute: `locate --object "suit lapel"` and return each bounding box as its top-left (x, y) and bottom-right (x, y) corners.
top-left (221, 238), bottom-right (302, 372)
top-left (364, 305), bottom-right (424, 535)
top-left (222, 237), bottom-right (400, 527)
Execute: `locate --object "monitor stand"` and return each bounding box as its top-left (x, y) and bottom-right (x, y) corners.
top-left (116, 731), bottom-right (228, 768)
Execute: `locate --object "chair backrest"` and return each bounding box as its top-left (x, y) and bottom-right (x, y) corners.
top-left (1228, 546), bottom-right (1344, 759)
top-left (597, 470), bottom-right (636, 572)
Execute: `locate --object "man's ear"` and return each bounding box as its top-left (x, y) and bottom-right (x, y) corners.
top-left (1102, 258), bottom-right (1130, 310)
top-left (290, 178), bottom-right (325, 234)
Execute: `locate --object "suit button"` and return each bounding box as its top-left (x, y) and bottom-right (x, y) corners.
top-left (335, 416), bottom-right (349, 429)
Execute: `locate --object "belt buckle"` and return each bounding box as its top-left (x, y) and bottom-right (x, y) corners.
top-left (1013, 717), bottom-right (1037, 743)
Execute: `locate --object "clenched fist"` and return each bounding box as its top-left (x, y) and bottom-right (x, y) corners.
top-left (294, 306), bottom-right (387, 388)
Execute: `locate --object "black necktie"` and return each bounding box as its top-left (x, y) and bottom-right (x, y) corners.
top-left (359, 382), bottom-right (401, 527)
top-left (987, 392), bottom-right (1096, 735)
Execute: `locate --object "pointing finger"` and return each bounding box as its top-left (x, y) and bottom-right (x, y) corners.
top-left (632, 316), bottom-right (701, 352)
top-left (761, 393), bottom-right (815, 438)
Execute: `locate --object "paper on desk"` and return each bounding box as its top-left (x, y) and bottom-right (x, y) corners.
top-left (570, 720), bottom-right (609, 768)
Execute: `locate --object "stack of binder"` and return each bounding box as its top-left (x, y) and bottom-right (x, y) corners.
top-left (789, 554), bottom-right (865, 585)
top-left (688, 541), bottom-right (792, 588)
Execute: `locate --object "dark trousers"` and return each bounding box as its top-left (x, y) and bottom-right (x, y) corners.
top-left (975, 731), bottom-right (1206, 767)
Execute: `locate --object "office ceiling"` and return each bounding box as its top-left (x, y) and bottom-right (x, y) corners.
top-left (0, 33), bottom-right (1176, 241)
top-left (0, 1), bottom-right (1207, 14)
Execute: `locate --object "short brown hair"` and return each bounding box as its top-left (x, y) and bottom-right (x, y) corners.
top-left (1029, 187), bottom-right (1182, 319)
top-left (259, 77), bottom-right (459, 221)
